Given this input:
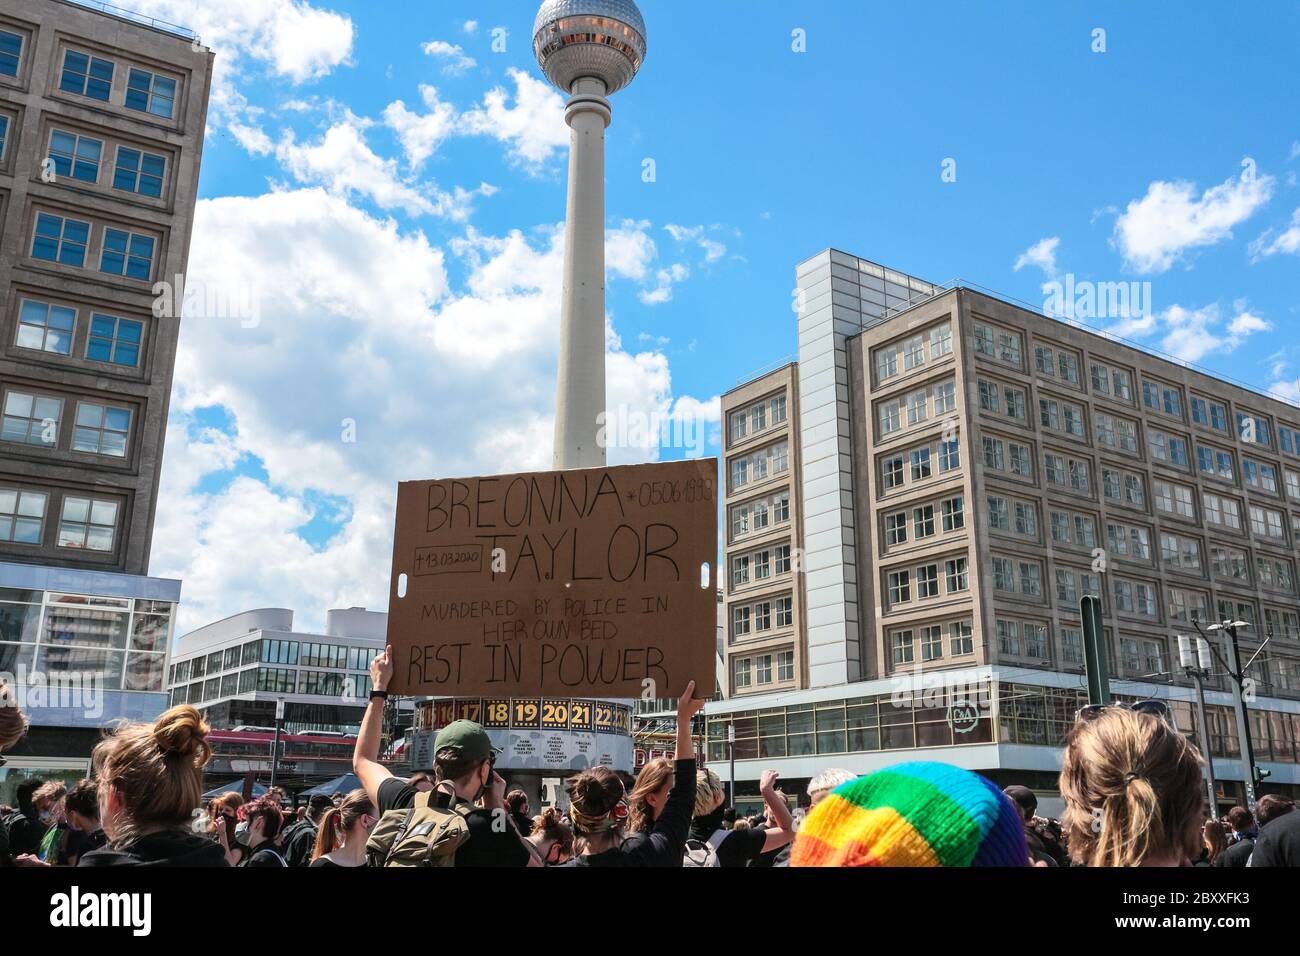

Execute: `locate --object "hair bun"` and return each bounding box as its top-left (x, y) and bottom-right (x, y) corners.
top-left (153, 705), bottom-right (211, 763)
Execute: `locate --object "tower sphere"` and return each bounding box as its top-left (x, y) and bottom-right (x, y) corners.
top-left (532, 0), bottom-right (647, 95)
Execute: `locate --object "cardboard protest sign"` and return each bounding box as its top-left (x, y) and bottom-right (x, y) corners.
top-left (385, 458), bottom-right (719, 699)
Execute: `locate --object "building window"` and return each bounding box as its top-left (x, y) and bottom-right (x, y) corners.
top-left (2, 391), bottom-right (62, 446)
top-left (775, 596), bottom-right (793, 628)
top-left (85, 314), bottom-right (144, 367)
top-left (917, 564), bottom-right (939, 599)
top-left (921, 625), bottom-right (943, 662)
top-left (755, 655), bottom-right (773, 684)
top-left (16, 300), bottom-right (76, 356)
top-left (892, 630), bottom-right (914, 664)
top-left (913, 504), bottom-right (935, 539)
top-left (0, 114), bottom-right (8, 161)
top-left (987, 496), bottom-right (1009, 531)
top-left (777, 650), bottom-right (794, 682)
top-left (939, 439), bottom-right (961, 472)
top-left (945, 557), bottom-right (968, 592)
top-left (72, 402), bottom-right (131, 457)
top-left (882, 455), bottom-right (904, 490)
top-left (125, 68), bottom-right (177, 118)
top-left (731, 555), bottom-right (749, 586)
top-left (949, 620), bottom-right (973, 656)
top-left (48, 129), bottom-right (104, 183)
top-left (99, 228), bottom-right (156, 281)
top-left (112, 147), bottom-right (166, 198)
top-left (888, 570), bottom-right (911, 604)
top-left (997, 620), bottom-right (1020, 656)
top-left (775, 544), bottom-right (791, 574)
top-left (732, 606), bottom-right (750, 637)
top-left (942, 495), bottom-right (964, 531)
top-left (57, 496), bottom-right (118, 551)
top-left (733, 657), bottom-right (751, 689)
top-left (0, 30), bottom-right (22, 77)
top-left (910, 447), bottom-right (931, 481)
top-left (0, 488), bottom-right (46, 544)
top-left (31, 213), bottom-right (90, 267)
top-left (60, 50), bottom-right (114, 101)
top-left (885, 512), bottom-right (907, 547)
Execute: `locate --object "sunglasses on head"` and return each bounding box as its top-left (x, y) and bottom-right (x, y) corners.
top-left (1075, 699), bottom-right (1170, 723)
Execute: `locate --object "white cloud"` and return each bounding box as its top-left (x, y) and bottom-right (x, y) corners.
top-left (1113, 164), bottom-right (1275, 273)
top-left (382, 85), bottom-right (458, 169)
top-left (461, 68), bottom-right (569, 170)
top-left (422, 39), bottom-right (477, 76)
top-left (1013, 236), bottom-right (1060, 276)
top-left (275, 116), bottom-right (491, 219)
top-left (1125, 302), bottom-right (1273, 364)
top-left (463, 20), bottom-right (479, 35)
top-left (664, 224), bottom-right (727, 263)
top-left (1249, 208), bottom-right (1300, 259)
top-left (122, 0), bottom-right (354, 137)
top-left (154, 192), bottom-right (712, 633)
top-left (1291, 141), bottom-right (1300, 161)
top-left (640, 264), bottom-right (690, 305)
top-left (228, 121), bottom-right (274, 156)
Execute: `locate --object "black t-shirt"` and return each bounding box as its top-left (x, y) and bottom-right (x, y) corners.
top-left (376, 778), bottom-right (531, 868)
top-left (1212, 838), bottom-right (1253, 868)
top-left (309, 856), bottom-right (357, 868)
top-left (242, 843), bottom-right (288, 867)
top-left (689, 809), bottom-right (769, 868)
top-left (62, 828), bottom-right (107, 865)
top-left (1250, 810), bottom-right (1300, 867)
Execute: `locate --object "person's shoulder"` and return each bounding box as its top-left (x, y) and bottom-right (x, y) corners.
top-left (377, 777), bottom-right (415, 812)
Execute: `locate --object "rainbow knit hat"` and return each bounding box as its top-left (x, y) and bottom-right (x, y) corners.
top-left (791, 762), bottom-right (1029, 867)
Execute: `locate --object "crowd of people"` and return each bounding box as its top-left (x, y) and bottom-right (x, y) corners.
top-left (2, 656), bottom-right (1298, 868)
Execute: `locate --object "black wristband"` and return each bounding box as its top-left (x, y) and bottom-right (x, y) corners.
top-left (370, 690), bottom-right (389, 701)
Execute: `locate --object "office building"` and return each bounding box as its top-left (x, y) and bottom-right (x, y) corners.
top-left (715, 249), bottom-right (1300, 812)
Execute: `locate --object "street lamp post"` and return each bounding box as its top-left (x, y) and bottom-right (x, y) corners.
top-left (1193, 619), bottom-right (1269, 812)
top-left (1178, 634), bottom-right (1218, 815)
top-left (727, 721), bottom-right (736, 809)
top-left (270, 697), bottom-right (285, 791)
top-left (532, 1), bottom-right (647, 470)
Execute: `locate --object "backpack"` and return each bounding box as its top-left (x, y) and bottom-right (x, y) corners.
top-left (682, 828), bottom-right (728, 868)
top-left (366, 790), bottom-right (473, 867)
top-left (281, 819), bottom-right (317, 867)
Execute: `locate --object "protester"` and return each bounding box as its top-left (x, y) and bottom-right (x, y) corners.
top-left (354, 645), bottom-right (535, 867)
top-left (1003, 785), bottom-right (1059, 867)
top-left (527, 806), bottom-right (574, 866)
top-left (560, 681), bottom-right (703, 867)
top-left (310, 789), bottom-right (375, 868)
top-left (807, 768), bottom-right (856, 807)
top-left (239, 796), bottom-right (289, 866)
top-left (1248, 795), bottom-right (1300, 867)
top-left (31, 781), bottom-right (68, 864)
top-left (1059, 707), bottom-right (1203, 867)
top-left (506, 789), bottom-right (534, 837)
top-left (791, 761), bottom-right (1030, 866)
top-left (60, 779), bottom-right (107, 865)
top-left (626, 757), bottom-right (674, 835)
top-left (686, 768), bottom-right (795, 866)
top-left (78, 705), bottom-right (228, 866)
top-left (4, 780), bottom-right (48, 860)
top-left (0, 681), bottom-right (31, 866)
top-left (204, 792), bottom-right (246, 865)
top-left (0, 679), bottom-right (26, 752)
top-left (282, 794), bottom-right (332, 867)
top-left (407, 772), bottom-right (435, 793)
top-left (1197, 820), bottom-right (1228, 866)
top-left (1226, 805), bottom-right (1257, 844)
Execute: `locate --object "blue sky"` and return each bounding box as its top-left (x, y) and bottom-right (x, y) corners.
top-left (128, 0), bottom-right (1300, 634)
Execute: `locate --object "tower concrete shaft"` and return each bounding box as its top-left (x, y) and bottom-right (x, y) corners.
top-left (553, 77), bottom-right (612, 470)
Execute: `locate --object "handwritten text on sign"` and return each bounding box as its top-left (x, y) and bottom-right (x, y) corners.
top-left (386, 459), bottom-right (719, 698)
